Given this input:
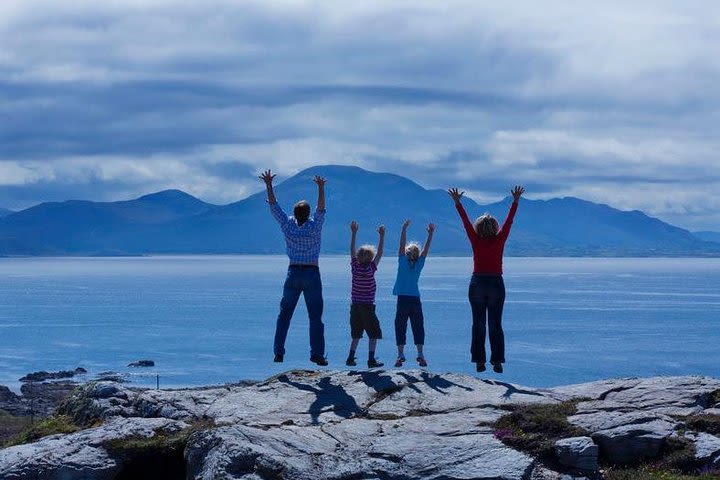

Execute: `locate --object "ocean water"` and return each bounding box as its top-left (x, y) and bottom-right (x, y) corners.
top-left (0, 256), bottom-right (718, 392)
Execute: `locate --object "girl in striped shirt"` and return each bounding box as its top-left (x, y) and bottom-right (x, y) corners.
top-left (346, 220), bottom-right (385, 368)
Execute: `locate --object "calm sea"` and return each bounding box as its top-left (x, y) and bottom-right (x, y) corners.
top-left (1, 256), bottom-right (718, 391)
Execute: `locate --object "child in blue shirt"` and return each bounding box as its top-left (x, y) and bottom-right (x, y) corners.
top-left (393, 220), bottom-right (435, 367)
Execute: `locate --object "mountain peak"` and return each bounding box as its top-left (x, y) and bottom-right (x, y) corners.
top-left (137, 189), bottom-right (208, 205)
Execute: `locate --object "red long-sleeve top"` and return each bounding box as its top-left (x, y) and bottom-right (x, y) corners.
top-left (455, 200), bottom-right (518, 275)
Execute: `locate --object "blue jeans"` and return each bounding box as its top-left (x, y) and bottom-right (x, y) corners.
top-left (274, 265), bottom-right (325, 357)
top-left (468, 275), bottom-right (506, 364)
top-left (394, 295), bottom-right (425, 346)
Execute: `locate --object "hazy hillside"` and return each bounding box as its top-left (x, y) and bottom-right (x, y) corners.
top-left (694, 231), bottom-right (720, 243)
top-left (0, 165), bottom-right (717, 256)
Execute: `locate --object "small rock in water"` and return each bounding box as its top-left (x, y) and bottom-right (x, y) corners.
top-left (19, 367), bottom-right (87, 382)
top-left (127, 360), bottom-right (155, 367)
top-left (95, 371), bottom-right (128, 383)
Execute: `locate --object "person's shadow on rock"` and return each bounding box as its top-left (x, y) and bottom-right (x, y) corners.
top-left (348, 370), bottom-right (402, 397)
top-left (481, 379), bottom-right (544, 399)
top-left (278, 375), bottom-right (361, 425)
top-left (397, 372), bottom-right (474, 395)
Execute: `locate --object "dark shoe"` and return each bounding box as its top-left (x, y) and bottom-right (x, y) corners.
top-left (346, 356), bottom-right (357, 367)
top-left (274, 354), bottom-right (283, 363)
top-left (394, 356), bottom-right (405, 368)
top-left (476, 362), bottom-right (486, 372)
top-left (492, 363), bottom-right (504, 373)
top-left (417, 356), bottom-right (428, 367)
top-left (310, 355), bottom-right (329, 366)
top-left (367, 359), bottom-right (384, 368)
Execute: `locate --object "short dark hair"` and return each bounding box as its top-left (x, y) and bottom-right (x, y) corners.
top-left (293, 200), bottom-right (311, 225)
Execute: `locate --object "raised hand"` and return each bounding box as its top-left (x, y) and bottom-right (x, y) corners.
top-left (313, 175), bottom-right (327, 187)
top-left (259, 169), bottom-right (276, 185)
top-left (402, 219), bottom-right (411, 230)
top-left (511, 185), bottom-right (525, 202)
top-left (447, 187), bottom-right (465, 203)
top-left (350, 220), bottom-right (359, 232)
top-left (377, 224), bottom-right (385, 235)
top-left (427, 222), bottom-right (436, 233)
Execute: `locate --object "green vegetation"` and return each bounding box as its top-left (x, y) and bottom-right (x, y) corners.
top-left (104, 419), bottom-right (214, 456)
top-left (492, 400), bottom-right (588, 461)
top-left (0, 410), bottom-right (33, 447)
top-left (491, 401), bottom-right (719, 479)
top-left (4, 414), bottom-right (82, 447)
top-left (603, 466), bottom-right (720, 480)
top-left (55, 383), bottom-right (105, 426)
top-left (682, 414), bottom-right (720, 436)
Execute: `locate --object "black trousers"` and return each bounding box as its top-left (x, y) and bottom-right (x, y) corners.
top-left (468, 274), bottom-right (506, 364)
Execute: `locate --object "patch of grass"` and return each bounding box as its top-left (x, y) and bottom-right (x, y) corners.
top-left (492, 400), bottom-right (588, 462)
top-left (604, 465), bottom-right (720, 480)
top-left (4, 415), bottom-right (82, 447)
top-left (103, 418), bottom-right (214, 456)
top-left (55, 383), bottom-right (105, 426)
top-left (708, 390), bottom-right (720, 407)
top-left (0, 410), bottom-right (33, 447)
top-left (649, 436), bottom-right (699, 473)
top-left (682, 414), bottom-right (720, 436)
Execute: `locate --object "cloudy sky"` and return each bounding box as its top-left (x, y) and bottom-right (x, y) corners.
top-left (1, 0), bottom-right (719, 230)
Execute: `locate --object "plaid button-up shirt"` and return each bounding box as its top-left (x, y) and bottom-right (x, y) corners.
top-left (270, 202), bottom-right (326, 264)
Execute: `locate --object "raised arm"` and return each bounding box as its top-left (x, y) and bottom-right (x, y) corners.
top-left (398, 219), bottom-right (410, 255)
top-left (350, 221), bottom-right (358, 258)
top-left (448, 187), bottom-right (476, 242)
top-left (261, 169), bottom-right (289, 227)
top-left (260, 169), bottom-right (277, 204)
top-left (374, 225), bottom-right (385, 265)
top-left (314, 175), bottom-right (327, 211)
top-left (421, 223), bottom-right (435, 257)
top-left (499, 186), bottom-right (524, 239)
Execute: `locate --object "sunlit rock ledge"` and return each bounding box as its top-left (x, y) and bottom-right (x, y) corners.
top-left (1, 370), bottom-right (719, 480)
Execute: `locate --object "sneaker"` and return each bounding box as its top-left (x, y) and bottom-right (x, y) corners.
top-left (492, 363), bottom-right (503, 374)
top-left (346, 356), bottom-right (357, 367)
top-left (310, 355), bottom-right (329, 366)
top-left (394, 355), bottom-right (406, 368)
top-left (417, 356), bottom-right (428, 368)
top-left (476, 362), bottom-right (486, 372)
top-left (367, 358), bottom-right (384, 368)
top-left (274, 354), bottom-right (284, 363)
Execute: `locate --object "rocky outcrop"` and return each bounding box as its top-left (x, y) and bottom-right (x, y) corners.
top-left (19, 367), bottom-right (87, 383)
top-left (1, 381), bottom-right (78, 417)
top-left (554, 436), bottom-right (598, 473)
top-left (1, 372), bottom-right (719, 480)
top-left (0, 417), bottom-right (188, 480)
top-left (127, 360), bottom-right (155, 368)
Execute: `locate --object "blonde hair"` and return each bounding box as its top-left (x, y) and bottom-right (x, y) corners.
top-left (474, 214), bottom-right (499, 239)
top-left (405, 243), bottom-right (420, 262)
top-left (357, 245), bottom-right (376, 264)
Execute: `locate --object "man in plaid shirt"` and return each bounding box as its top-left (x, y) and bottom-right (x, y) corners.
top-left (260, 169), bottom-right (329, 366)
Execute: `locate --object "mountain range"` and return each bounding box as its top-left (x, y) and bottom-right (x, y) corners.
top-left (0, 165), bottom-right (718, 256)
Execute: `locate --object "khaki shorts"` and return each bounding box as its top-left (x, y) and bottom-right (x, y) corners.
top-left (350, 303), bottom-right (383, 339)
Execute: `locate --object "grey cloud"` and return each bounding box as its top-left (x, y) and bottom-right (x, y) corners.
top-left (1, 1), bottom-right (719, 229)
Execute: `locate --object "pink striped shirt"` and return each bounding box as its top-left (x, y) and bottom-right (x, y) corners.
top-left (351, 258), bottom-right (377, 304)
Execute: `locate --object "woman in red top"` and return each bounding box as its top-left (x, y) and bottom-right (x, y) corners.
top-left (448, 185), bottom-right (525, 373)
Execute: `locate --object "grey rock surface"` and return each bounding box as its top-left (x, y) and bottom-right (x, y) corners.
top-left (564, 376), bottom-right (720, 465)
top-left (0, 417), bottom-right (187, 480)
top-left (684, 431), bottom-right (720, 466)
top-left (2, 371), bottom-right (719, 479)
top-left (554, 436), bottom-right (598, 472)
